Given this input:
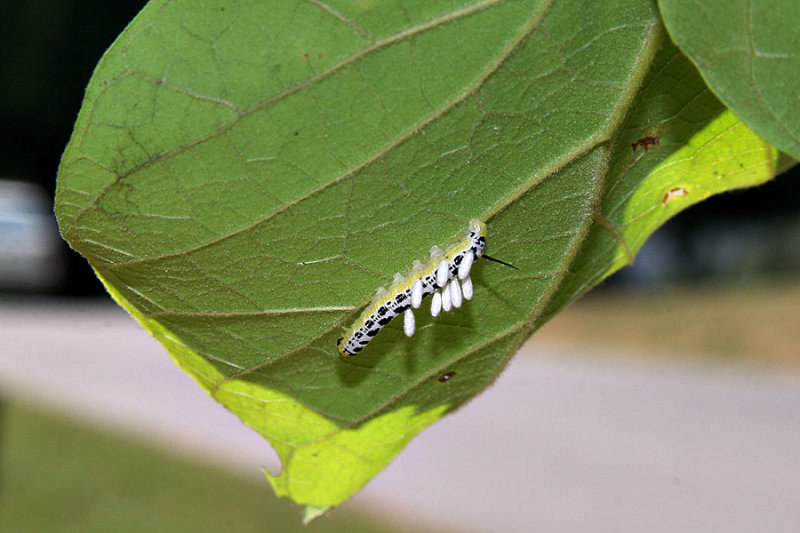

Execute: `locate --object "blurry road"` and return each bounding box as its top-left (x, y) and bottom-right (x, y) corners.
top-left (2, 298), bottom-right (799, 532)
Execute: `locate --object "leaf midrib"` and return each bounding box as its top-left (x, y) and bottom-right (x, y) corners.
top-left (74, 0), bottom-right (556, 260)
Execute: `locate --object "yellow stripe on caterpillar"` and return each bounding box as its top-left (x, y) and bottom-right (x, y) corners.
top-left (337, 219), bottom-right (487, 357)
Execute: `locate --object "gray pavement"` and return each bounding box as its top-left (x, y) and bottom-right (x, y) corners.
top-left (2, 298), bottom-right (799, 532)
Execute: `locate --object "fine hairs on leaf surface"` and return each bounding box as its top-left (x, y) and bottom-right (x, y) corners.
top-left (55, 0), bottom-right (791, 516)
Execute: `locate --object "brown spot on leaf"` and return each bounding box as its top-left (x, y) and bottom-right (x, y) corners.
top-left (663, 187), bottom-right (688, 203)
top-left (632, 135), bottom-right (660, 152)
top-left (438, 371), bottom-right (456, 383)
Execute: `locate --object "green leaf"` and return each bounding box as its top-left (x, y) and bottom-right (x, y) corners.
top-left (55, 0), bottom-right (779, 512)
top-left (659, 0), bottom-right (800, 159)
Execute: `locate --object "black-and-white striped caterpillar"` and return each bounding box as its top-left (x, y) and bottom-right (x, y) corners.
top-left (337, 219), bottom-right (515, 357)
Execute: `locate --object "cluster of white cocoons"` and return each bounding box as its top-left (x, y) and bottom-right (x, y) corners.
top-left (402, 251), bottom-right (476, 337)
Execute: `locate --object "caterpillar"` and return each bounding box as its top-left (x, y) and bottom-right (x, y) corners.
top-left (337, 219), bottom-right (516, 357)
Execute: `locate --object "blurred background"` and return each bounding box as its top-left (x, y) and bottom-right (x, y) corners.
top-left (1, 2), bottom-right (798, 532)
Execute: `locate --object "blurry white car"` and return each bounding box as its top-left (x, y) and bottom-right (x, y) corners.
top-left (0, 179), bottom-right (67, 291)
